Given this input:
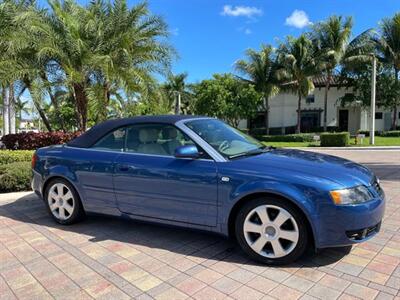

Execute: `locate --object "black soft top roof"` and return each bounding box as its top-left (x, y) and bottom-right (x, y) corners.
top-left (67, 115), bottom-right (207, 148)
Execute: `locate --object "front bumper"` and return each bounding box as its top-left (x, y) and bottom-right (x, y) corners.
top-left (314, 197), bottom-right (385, 248)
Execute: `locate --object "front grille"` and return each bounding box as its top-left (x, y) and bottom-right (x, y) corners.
top-left (346, 222), bottom-right (381, 241)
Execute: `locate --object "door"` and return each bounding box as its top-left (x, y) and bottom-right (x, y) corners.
top-left (75, 127), bottom-right (126, 213)
top-left (113, 123), bottom-right (218, 226)
top-left (338, 109), bottom-right (349, 132)
top-left (300, 111), bottom-right (320, 132)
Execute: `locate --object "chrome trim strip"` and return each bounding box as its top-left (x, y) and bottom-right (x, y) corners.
top-left (175, 118), bottom-right (227, 162)
top-left (64, 145), bottom-right (213, 161)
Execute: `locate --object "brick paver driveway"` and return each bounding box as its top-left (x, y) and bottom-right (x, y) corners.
top-left (1, 150), bottom-right (399, 300)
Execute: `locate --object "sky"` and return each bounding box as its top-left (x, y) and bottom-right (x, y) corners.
top-left (138, 0), bottom-right (399, 82)
top-left (36, 0), bottom-right (399, 83)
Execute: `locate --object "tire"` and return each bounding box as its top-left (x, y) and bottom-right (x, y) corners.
top-left (44, 178), bottom-right (85, 225)
top-left (235, 197), bottom-right (308, 265)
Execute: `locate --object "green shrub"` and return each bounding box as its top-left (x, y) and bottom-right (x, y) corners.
top-left (258, 133), bottom-right (315, 143)
top-left (380, 130), bottom-right (400, 137)
top-left (0, 150), bottom-right (34, 165)
top-left (0, 162), bottom-right (32, 193)
top-left (320, 132), bottom-right (350, 147)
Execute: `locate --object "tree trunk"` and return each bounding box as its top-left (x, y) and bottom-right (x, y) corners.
top-left (34, 102), bottom-right (52, 132)
top-left (2, 86), bottom-right (9, 135)
top-left (9, 82), bottom-right (16, 134)
top-left (73, 83), bottom-right (88, 131)
top-left (323, 72), bottom-right (331, 132)
top-left (296, 91), bottom-right (302, 134)
top-left (40, 73), bottom-right (65, 132)
top-left (392, 68), bottom-right (399, 130)
top-left (175, 92), bottom-right (181, 115)
top-left (24, 79), bottom-right (52, 132)
top-left (264, 95), bottom-right (270, 135)
top-left (99, 82), bottom-right (111, 122)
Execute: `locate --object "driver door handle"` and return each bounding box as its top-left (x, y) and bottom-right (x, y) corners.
top-left (118, 164), bottom-right (135, 172)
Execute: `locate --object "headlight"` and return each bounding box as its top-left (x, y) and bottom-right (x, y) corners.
top-left (330, 186), bottom-right (373, 205)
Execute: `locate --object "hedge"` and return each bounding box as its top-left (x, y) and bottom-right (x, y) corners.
top-left (1, 131), bottom-right (81, 150)
top-left (0, 150), bottom-right (34, 165)
top-left (258, 133), bottom-right (315, 143)
top-left (320, 132), bottom-right (350, 147)
top-left (380, 130), bottom-right (400, 137)
top-left (0, 162), bottom-right (31, 193)
top-left (357, 130), bottom-right (400, 137)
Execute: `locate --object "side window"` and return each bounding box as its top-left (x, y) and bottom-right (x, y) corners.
top-left (125, 124), bottom-right (209, 158)
top-left (125, 124), bottom-right (169, 156)
top-left (125, 124), bottom-right (186, 156)
top-left (92, 128), bottom-right (126, 151)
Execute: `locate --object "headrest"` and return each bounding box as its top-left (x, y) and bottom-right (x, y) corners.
top-left (162, 127), bottom-right (178, 139)
top-left (139, 128), bottom-right (159, 143)
top-left (127, 129), bottom-right (139, 141)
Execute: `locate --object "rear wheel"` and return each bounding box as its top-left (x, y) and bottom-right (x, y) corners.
top-left (44, 178), bottom-right (85, 225)
top-left (235, 197), bottom-right (308, 265)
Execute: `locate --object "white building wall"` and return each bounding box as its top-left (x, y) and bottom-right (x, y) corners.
top-left (239, 85), bottom-right (400, 133)
top-left (268, 86), bottom-right (352, 128)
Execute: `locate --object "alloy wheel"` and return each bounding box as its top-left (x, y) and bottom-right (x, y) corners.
top-left (243, 204), bottom-right (299, 258)
top-left (47, 183), bottom-right (75, 221)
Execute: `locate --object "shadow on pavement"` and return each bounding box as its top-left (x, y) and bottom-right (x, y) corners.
top-left (0, 193), bottom-right (352, 269)
top-left (363, 162), bottom-right (400, 182)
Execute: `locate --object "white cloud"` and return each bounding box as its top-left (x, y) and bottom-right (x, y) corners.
top-left (244, 28), bottom-right (252, 35)
top-left (221, 5), bottom-right (263, 18)
top-left (285, 10), bottom-right (312, 29)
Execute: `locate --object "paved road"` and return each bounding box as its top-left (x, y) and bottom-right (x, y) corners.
top-left (0, 150), bottom-right (399, 300)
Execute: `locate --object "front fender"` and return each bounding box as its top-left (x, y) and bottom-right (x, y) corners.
top-left (218, 179), bottom-right (320, 241)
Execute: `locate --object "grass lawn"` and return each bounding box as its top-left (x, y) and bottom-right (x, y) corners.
top-left (263, 136), bottom-right (400, 148)
top-left (348, 136), bottom-right (400, 146)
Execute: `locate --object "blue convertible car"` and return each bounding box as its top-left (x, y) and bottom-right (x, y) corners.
top-left (32, 115), bottom-right (385, 264)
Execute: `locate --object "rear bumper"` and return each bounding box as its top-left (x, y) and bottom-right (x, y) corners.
top-left (31, 170), bottom-right (43, 198)
top-left (314, 197), bottom-right (385, 248)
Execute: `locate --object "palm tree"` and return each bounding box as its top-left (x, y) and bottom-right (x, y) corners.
top-left (87, 0), bottom-right (173, 122)
top-left (235, 45), bottom-right (279, 135)
top-left (27, 0), bottom-right (174, 130)
top-left (311, 16), bottom-right (353, 131)
top-left (162, 73), bottom-right (191, 114)
top-left (0, 0), bottom-right (20, 135)
top-left (277, 35), bottom-right (317, 133)
top-left (1, 0), bottom-right (61, 132)
top-left (373, 13), bottom-right (400, 129)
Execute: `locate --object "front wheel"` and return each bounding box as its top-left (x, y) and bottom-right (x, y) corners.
top-left (235, 197), bottom-right (308, 265)
top-left (44, 178), bottom-right (85, 225)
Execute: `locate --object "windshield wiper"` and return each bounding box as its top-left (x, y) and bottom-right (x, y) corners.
top-left (228, 146), bottom-right (271, 159)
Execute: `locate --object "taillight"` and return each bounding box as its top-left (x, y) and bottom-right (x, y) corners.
top-left (31, 153), bottom-right (38, 169)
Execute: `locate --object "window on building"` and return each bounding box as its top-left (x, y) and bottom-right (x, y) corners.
top-left (344, 93), bottom-right (354, 98)
top-left (301, 111), bottom-right (321, 132)
top-left (306, 95), bottom-right (315, 104)
top-left (375, 112), bottom-right (383, 120)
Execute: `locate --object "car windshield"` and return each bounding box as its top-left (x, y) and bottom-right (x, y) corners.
top-left (185, 119), bottom-right (267, 159)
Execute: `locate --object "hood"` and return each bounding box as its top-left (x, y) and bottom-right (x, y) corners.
top-left (233, 148), bottom-right (374, 189)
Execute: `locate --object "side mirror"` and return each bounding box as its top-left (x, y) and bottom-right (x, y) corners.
top-left (174, 145), bottom-right (199, 159)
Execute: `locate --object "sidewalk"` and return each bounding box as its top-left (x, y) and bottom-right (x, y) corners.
top-left (0, 150), bottom-right (399, 299)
